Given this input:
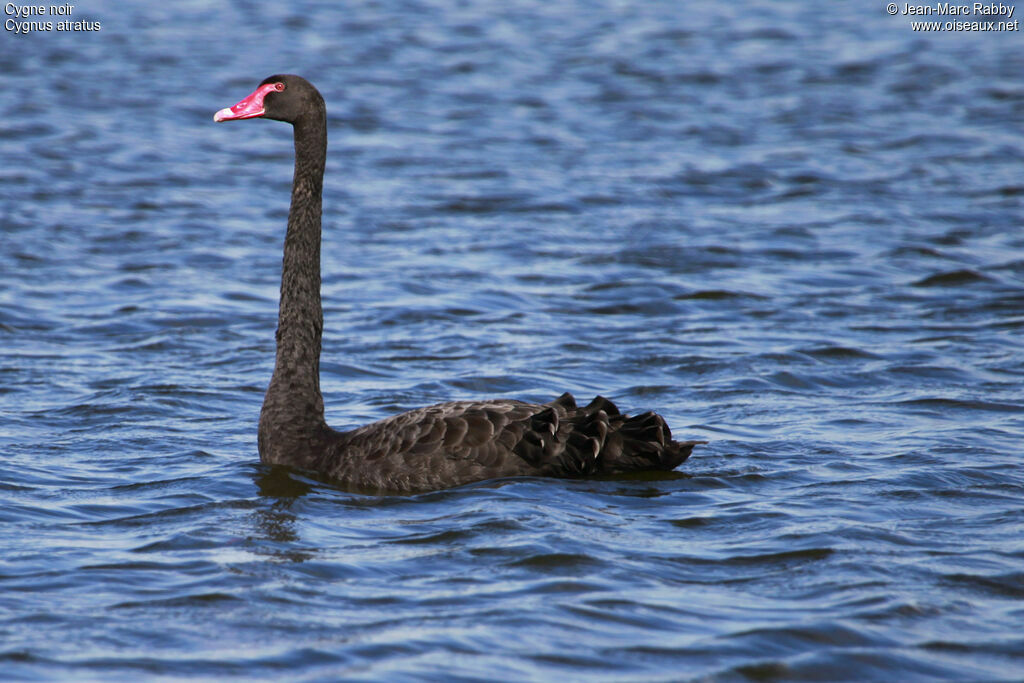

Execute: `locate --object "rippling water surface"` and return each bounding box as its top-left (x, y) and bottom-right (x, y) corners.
top-left (3, 1), bottom-right (1024, 679)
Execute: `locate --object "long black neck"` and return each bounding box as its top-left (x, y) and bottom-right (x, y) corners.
top-left (258, 113), bottom-right (331, 464)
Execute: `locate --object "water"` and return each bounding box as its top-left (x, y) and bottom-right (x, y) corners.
top-left (2, 1), bottom-right (1023, 679)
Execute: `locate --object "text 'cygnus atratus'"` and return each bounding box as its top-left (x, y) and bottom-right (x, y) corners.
top-left (214, 75), bottom-right (704, 493)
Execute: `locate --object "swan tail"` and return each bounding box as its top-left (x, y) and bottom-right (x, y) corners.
top-left (602, 404), bottom-right (705, 473)
top-left (541, 393), bottom-right (705, 476)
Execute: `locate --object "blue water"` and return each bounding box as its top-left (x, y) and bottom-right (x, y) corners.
top-left (3, 1), bottom-right (1024, 679)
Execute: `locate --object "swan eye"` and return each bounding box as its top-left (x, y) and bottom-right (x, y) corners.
top-left (274, 82), bottom-right (285, 92)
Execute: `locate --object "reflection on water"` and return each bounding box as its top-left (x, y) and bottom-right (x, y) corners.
top-left (250, 469), bottom-right (313, 563)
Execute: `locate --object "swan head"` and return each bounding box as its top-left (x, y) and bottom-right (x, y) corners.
top-left (214, 74), bottom-right (324, 125)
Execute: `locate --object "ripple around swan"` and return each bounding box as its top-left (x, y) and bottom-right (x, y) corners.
top-left (1, 0), bottom-right (1024, 680)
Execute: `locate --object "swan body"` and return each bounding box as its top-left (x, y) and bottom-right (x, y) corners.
top-left (215, 75), bottom-right (703, 492)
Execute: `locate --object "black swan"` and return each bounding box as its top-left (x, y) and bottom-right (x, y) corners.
top-left (214, 74), bottom-right (704, 492)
